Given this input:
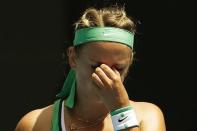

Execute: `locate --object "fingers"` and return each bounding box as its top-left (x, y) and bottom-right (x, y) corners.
top-left (99, 64), bottom-right (115, 79)
top-left (94, 67), bottom-right (112, 88)
top-left (100, 64), bottom-right (120, 81)
top-left (112, 67), bottom-right (121, 76)
top-left (91, 64), bottom-right (122, 89)
top-left (92, 73), bottom-right (104, 88)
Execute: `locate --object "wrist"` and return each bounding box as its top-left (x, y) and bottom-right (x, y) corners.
top-left (109, 100), bottom-right (131, 112)
top-left (110, 105), bottom-right (139, 131)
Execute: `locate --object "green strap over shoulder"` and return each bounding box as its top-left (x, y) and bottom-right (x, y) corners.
top-left (56, 69), bottom-right (76, 108)
top-left (51, 99), bottom-right (61, 131)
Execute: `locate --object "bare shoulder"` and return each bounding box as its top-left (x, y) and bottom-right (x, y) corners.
top-left (131, 101), bottom-right (166, 131)
top-left (15, 105), bottom-right (54, 131)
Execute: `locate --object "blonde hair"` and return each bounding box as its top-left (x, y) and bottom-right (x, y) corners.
top-left (74, 6), bottom-right (136, 33)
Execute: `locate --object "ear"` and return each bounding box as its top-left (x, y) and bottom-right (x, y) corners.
top-left (67, 46), bottom-right (77, 69)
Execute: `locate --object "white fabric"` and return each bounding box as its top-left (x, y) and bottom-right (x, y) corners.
top-left (61, 101), bottom-right (66, 131)
top-left (111, 109), bottom-right (139, 131)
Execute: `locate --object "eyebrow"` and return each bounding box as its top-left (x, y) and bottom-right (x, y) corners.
top-left (89, 59), bottom-right (128, 68)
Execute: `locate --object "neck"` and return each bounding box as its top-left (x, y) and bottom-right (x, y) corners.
top-left (71, 85), bottom-right (109, 122)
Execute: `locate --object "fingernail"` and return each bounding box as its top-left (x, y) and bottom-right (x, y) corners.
top-left (92, 73), bottom-right (96, 77)
top-left (95, 67), bottom-right (100, 71)
top-left (100, 64), bottom-right (106, 68)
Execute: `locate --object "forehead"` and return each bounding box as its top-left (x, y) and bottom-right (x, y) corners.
top-left (79, 42), bottom-right (131, 63)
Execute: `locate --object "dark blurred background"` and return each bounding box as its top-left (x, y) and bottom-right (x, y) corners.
top-left (0, 0), bottom-right (196, 130)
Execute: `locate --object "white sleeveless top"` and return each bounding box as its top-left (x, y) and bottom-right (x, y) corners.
top-left (61, 101), bottom-right (66, 131)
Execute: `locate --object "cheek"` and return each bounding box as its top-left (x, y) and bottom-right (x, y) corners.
top-left (120, 68), bottom-right (130, 81)
top-left (76, 64), bottom-right (93, 84)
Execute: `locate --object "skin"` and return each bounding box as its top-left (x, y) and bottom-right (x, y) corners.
top-left (15, 42), bottom-right (166, 131)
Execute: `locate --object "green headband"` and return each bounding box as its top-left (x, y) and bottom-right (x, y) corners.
top-left (74, 27), bottom-right (134, 48)
top-left (56, 27), bottom-right (134, 108)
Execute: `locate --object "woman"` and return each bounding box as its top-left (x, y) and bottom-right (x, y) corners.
top-left (15, 6), bottom-right (166, 131)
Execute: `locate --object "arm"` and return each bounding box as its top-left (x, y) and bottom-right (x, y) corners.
top-left (15, 109), bottom-right (42, 131)
top-left (121, 103), bottom-right (166, 131)
top-left (92, 64), bottom-right (166, 131)
top-left (91, 64), bottom-right (140, 130)
top-left (139, 103), bottom-right (166, 131)
top-left (15, 113), bottom-right (34, 131)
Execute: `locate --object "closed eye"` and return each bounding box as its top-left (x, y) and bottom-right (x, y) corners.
top-left (116, 68), bottom-right (125, 74)
top-left (91, 64), bottom-right (100, 70)
top-left (117, 68), bottom-right (124, 72)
